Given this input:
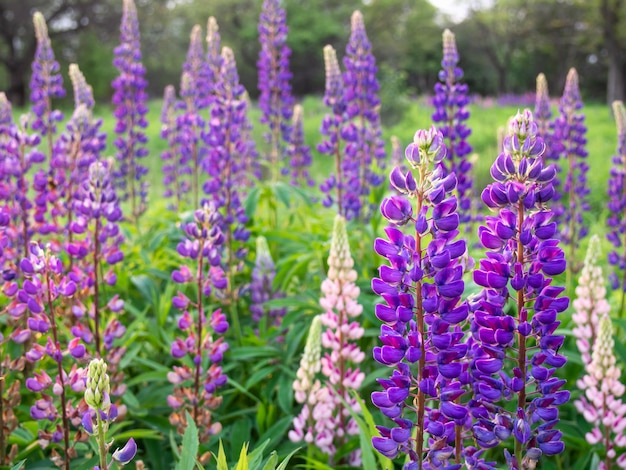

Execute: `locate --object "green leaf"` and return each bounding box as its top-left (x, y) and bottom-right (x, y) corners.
top-left (261, 452), bottom-right (278, 470)
top-left (275, 446), bottom-right (301, 470)
top-left (10, 460), bottom-right (26, 470)
top-left (177, 412), bottom-right (199, 470)
top-left (216, 440), bottom-right (228, 470)
top-left (245, 186), bottom-right (261, 219)
top-left (246, 439), bottom-right (270, 469)
top-left (230, 417), bottom-right (252, 462)
top-left (234, 442), bottom-right (249, 470)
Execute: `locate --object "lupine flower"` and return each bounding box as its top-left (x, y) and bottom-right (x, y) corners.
top-left (0, 95), bottom-right (44, 275)
top-left (250, 236), bottom-right (286, 329)
top-left (18, 243), bottom-right (85, 469)
top-left (202, 47), bottom-right (253, 342)
top-left (372, 127), bottom-right (469, 468)
top-left (257, 0), bottom-right (294, 180)
top-left (205, 17), bottom-right (222, 89)
top-left (30, 12), bottom-right (65, 156)
top-left (34, 64), bottom-right (105, 241)
top-left (111, 0), bottom-right (149, 221)
top-left (432, 29), bottom-right (472, 227)
top-left (607, 101), bottom-right (626, 306)
top-left (68, 160), bottom-right (125, 364)
top-left (534, 74), bottom-right (561, 210)
top-left (179, 25), bottom-right (210, 208)
top-left (161, 85), bottom-right (185, 210)
top-left (319, 45), bottom-right (348, 214)
top-left (470, 110), bottom-right (569, 468)
top-left (289, 315), bottom-right (322, 443)
top-left (168, 204), bottom-right (229, 443)
top-left (552, 68), bottom-right (589, 269)
top-left (286, 104), bottom-right (314, 187)
top-left (112, 438), bottom-right (137, 466)
top-left (341, 11), bottom-right (386, 220)
top-left (572, 235), bottom-right (608, 366)
top-left (314, 214), bottom-right (365, 465)
top-left (575, 314), bottom-right (626, 469)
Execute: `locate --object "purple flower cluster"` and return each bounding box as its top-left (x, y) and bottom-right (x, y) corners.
top-left (372, 127), bottom-right (469, 468)
top-left (202, 47), bottom-right (252, 259)
top-left (68, 160), bottom-right (125, 360)
top-left (35, 65), bottom-right (105, 241)
top-left (432, 29), bottom-right (472, 226)
top-left (168, 204), bottom-right (229, 443)
top-left (111, 0), bottom-right (149, 221)
top-left (161, 85), bottom-right (186, 210)
top-left (534, 74), bottom-right (561, 206)
top-left (30, 12), bottom-right (65, 155)
top-left (16, 243), bottom-right (85, 469)
top-left (470, 110), bottom-right (569, 468)
top-left (286, 104), bottom-right (314, 187)
top-left (341, 11), bottom-right (386, 220)
top-left (319, 45), bottom-right (347, 214)
top-left (257, 0), bottom-right (295, 180)
top-left (250, 236), bottom-right (286, 329)
top-left (0, 95), bottom-right (44, 276)
top-left (607, 101), bottom-right (626, 296)
top-left (552, 68), bottom-right (589, 263)
top-left (319, 11), bottom-right (386, 220)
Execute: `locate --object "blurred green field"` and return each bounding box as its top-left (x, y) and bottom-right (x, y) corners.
top-left (90, 95), bottom-right (617, 219)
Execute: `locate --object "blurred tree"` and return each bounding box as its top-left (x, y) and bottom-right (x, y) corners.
top-left (0, 0), bottom-right (123, 106)
top-left (599, 0), bottom-right (626, 104)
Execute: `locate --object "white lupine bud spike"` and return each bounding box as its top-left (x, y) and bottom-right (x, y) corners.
top-left (85, 358), bottom-right (111, 411)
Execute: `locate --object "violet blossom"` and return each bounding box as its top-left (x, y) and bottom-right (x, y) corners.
top-left (319, 45), bottom-right (348, 215)
top-left (168, 204), bottom-right (229, 443)
top-left (552, 68), bottom-right (589, 269)
top-left (19, 243), bottom-right (85, 470)
top-left (250, 236), bottom-right (285, 330)
top-left (607, 101), bottom-right (626, 306)
top-left (111, 0), bottom-right (149, 221)
top-left (286, 104), bottom-right (314, 187)
top-left (432, 29), bottom-right (472, 227)
top-left (470, 109), bottom-right (569, 468)
top-left (178, 25), bottom-right (210, 208)
top-left (30, 12), bottom-right (65, 157)
top-left (257, 0), bottom-right (294, 180)
top-left (161, 85), bottom-right (185, 210)
top-left (341, 11), bottom-right (386, 221)
top-left (372, 127), bottom-right (469, 468)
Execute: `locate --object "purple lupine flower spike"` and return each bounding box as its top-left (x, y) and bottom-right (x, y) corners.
top-left (30, 12), bottom-right (65, 156)
top-left (206, 17), bottom-right (222, 89)
top-left (34, 64), bottom-right (105, 241)
top-left (250, 236), bottom-right (285, 330)
top-left (341, 11), bottom-right (386, 221)
top-left (319, 45), bottom-right (347, 215)
top-left (112, 0), bottom-right (149, 221)
top-left (607, 101), bottom-right (626, 313)
top-left (552, 68), bottom-right (588, 271)
top-left (372, 126), bottom-right (469, 468)
top-left (470, 109), bottom-right (569, 468)
top-left (168, 204), bottom-right (229, 443)
top-left (257, 0), bottom-right (294, 181)
top-left (161, 85), bottom-right (185, 210)
top-left (19, 243), bottom-right (85, 469)
top-left (179, 25), bottom-right (210, 208)
top-left (286, 104), bottom-right (314, 187)
top-left (432, 29), bottom-right (472, 228)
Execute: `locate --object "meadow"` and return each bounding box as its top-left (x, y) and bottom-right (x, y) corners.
top-left (2, 1), bottom-right (626, 470)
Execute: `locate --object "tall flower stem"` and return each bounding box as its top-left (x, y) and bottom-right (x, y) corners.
top-left (96, 412), bottom-right (108, 470)
top-left (414, 186), bottom-right (425, 468)
top-left (0, 369), bottom-right (4, 464)
top-left (44, 271), bottom-right (70, 470)
top-left (193, 255), bottom-right (204, 422)
top-left (515, 199), bottom-right (527, 462)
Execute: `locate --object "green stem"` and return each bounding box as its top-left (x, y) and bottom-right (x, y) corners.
top-left (96, 411), bottom-right (108, 470)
